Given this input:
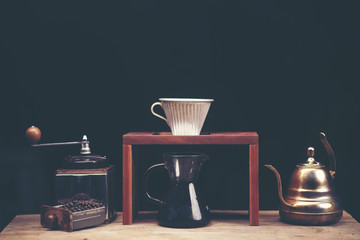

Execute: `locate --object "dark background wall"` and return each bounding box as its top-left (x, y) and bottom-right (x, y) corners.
top-left (1, 1), bottom-right (359, 230)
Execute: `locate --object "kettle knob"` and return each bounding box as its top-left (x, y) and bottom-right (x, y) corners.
top-left (307, 147), bottom-right (315, 158)
top-left (306, 147), bottom-right (317, 165)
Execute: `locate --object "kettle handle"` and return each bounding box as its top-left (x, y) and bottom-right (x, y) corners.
top-left (319, 132), bottom-right (336, 178)
top-left (143, 163), bottom-right (166, 206)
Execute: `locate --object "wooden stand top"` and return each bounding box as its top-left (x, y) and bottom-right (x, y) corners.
top-left (123, 132), bottom-right (258, 145)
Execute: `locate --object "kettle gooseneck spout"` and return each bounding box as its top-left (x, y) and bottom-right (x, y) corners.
top-left (319, 132), bottom-right (336, 178)
top-left (264, 165), bottom-right (294, 208)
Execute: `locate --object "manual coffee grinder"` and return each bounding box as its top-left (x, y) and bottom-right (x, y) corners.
top-left (26, 126), bottom-right (117, 231)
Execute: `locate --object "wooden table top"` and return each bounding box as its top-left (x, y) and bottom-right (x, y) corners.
top-left (1, 211), bottom-right (359, 240)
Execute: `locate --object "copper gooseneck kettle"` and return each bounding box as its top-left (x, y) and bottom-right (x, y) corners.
top-left (265, 132), bottom-right (342, 225)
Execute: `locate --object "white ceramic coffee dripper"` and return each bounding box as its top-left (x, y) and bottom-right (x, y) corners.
top-left (151, 98), bottom-right (213, 135)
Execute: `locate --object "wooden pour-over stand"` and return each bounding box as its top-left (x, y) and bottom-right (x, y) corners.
top-left (122, 132), bottom-right (259, 226)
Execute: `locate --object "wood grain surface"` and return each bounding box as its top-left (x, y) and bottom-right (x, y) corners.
top-left (122, 144), bottom-right (132, 225)
top-left (56, 166), bottom-right (115, 175)
top-left (122, 132), bottom-right (259, 145)
top-left (249, 144), bottom-right (259, 226)
top-left (1, 211), bottom-right (359, 240)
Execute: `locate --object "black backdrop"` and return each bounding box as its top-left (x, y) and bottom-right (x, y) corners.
top-left (1, 1), bottom-right (359, 230)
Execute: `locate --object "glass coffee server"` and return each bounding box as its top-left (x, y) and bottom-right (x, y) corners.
top-left (143, 152), bottom-right (211, 228)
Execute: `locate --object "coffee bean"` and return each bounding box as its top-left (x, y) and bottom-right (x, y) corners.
top-left (60, 198), bottom-right (105, 212)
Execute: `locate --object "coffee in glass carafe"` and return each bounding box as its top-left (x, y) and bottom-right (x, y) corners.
top-left (143, 152), bottom-right (211, 228)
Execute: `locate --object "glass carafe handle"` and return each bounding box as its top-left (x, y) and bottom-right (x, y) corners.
top-left (143, 163), bottom-right (166, 206)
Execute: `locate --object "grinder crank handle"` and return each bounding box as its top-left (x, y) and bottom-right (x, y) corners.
top-left (25, 126), bottom-right (91, 154)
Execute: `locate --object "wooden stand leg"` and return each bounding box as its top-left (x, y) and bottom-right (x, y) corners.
top-left (123, 144), bottom-right (133, 225)
top-left (249, 144), bottom-right (259, 226)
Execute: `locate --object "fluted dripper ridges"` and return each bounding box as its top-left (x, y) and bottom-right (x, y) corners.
top-left (161, 101), bottom-right (211, 135)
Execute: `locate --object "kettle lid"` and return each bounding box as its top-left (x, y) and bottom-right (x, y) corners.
top-left (297, 147), bottom-right (324, 168)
